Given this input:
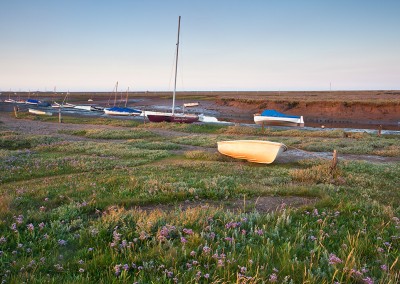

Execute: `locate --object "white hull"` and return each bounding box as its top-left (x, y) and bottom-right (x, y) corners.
top-left (5, 99), bottom-right (16, 103)
top-left (217, 140), bottom-right (287, 164)
top-left (183, 102), bottom-right (199, 107)
top-left (28, 108), bottom-right (52, 116)
top-left (74, 105), bottom-right (93, 111)
top-left (52, 102), bottom-right (76, 108)
top-left (104, 109), bottom-right (141, 116)
top-left (254, 115), bottom-right (304, 127)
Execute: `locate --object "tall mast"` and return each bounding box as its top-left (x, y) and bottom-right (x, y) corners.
top-left (172, 16), bottom-right (181, 115)
top-left (114, 81), bottom-right (118, 106)
top-left (125, 87), bottom-right (129, 107)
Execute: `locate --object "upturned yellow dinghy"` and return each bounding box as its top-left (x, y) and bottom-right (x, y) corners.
top-left (217, 140), bottom-right (287, 164)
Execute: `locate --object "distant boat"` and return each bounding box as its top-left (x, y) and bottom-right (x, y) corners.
top-left (147, 16), bottom-right (199, 124)
top-left (254, 109), bottom-right (304, 127)
top-left (38, 101), bottom-right (51, 107)
top-left (104, 106), bottom-right (141, 116)
top-left (74, 105), bottom-right (104, 111)
top-left (28, 108), bottom-right (52, 116)
top-left (183, 102), bottom-right (199, 107)
top-left (104, 84), bottom-right (141, 116)
top-left (4, 93), bottom-right (16, 103)
top-left (217, 140), bottom-right (287, 164)
top-left (51, 102), bottom-right (75, 108)
top-left (26, 99), bottom-right (40, 105)
top-left (52, 91), bottom-right (75, 108)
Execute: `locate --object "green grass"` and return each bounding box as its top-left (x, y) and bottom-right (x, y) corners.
top-left (0, 120), bottom-right (399, 283)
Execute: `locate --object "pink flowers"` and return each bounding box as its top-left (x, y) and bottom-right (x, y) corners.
top-left (202, 246), bottom-right (211, 254)
top-left (269, 273), bottom-right (278, 282)
top-left (225, 221), bottom-right (241, 229)
top-left (27, 223), bottom-right (34, 232)
top-left (182, 228), bottom-right (193, 235)
top-left (328, 253), bottom-right (342, 265)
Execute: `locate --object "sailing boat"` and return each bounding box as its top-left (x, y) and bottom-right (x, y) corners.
top-left (52, 91), bottom-right (75, 108)
top-left (147, 16), bottom-right (199, 123)
top-left (4, 91), bottom-right (16, 103)
top-left (104, 83), bottom-right (142, 116)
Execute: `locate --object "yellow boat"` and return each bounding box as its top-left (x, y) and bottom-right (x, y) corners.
top-left (217, 140), bottom-right (287, 164)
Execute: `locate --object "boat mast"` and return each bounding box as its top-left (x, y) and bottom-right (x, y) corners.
top-left (125, 87), bottom-right (129, 107)
top-left (114, 81), bottom-right (118, 107)
top-left (172, 16), bottom-right (181, 115)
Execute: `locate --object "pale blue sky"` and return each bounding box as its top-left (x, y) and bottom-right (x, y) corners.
top-left (1, 0), bottom-right (399, 91)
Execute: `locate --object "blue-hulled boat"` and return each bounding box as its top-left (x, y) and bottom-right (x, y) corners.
top-left (26, 99), bottom-right (40, 105)
top-left (254, 109), bottom-right (304, 127)
top-left (104, 106), bottom-right (142, 116)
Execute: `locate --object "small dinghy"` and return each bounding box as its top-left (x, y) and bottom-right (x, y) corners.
top-left (28, 108), bottom-right (52, 116)
top-left (217, 140), bottom-right (287, 164)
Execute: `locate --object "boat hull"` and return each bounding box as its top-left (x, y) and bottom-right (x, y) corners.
top-left (254, 115), bottom-right (304, 127)
top-left (147, 114), bottom-right (199, 123)
top-left (104, 110), bottom-right (141, 116)
top-left (28, 108), bottom-right (52, 116)
top-left (217, 140), bottom-right (287, 164)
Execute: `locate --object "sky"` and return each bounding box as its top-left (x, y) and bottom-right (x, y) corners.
top-left (0, 0), bottom-right (399, 92)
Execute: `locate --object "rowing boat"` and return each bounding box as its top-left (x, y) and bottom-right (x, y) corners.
top-left (217, 140), bottom-right (287, 164)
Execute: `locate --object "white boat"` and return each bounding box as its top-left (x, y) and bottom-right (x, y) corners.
top-left (4, 99), bottom-right (16, 103)
top-left (28, 108), bottom-right (52, 116)
top-left (74, 105), bottom-right (93, 111)
top-left (52, 91), bottom-right (75, 108)
top-left (254, 110), bottom-right (304, 127)
top-left (51, 102), bottom-right (76, 108)
top-left (217, 140), bottom-right (287, 164)
top-left (183, 102), bottom-right (199, 107)
top-left (147, 16), bottom-right (199, 124)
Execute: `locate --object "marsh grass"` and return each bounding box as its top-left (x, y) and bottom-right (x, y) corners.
top-left (0, 120), bottom-right (399, 283)
top-left (17, 112), bottom-right (141, 127)
top-left (59, 129), bottom-right (158, 140)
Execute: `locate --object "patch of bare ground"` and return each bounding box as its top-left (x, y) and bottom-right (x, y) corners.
top-left (133, 196), bottom-right (318, 214)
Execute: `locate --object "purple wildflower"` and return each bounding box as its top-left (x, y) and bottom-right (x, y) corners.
top-left (27, 223), bottom-right (34, 231)
top-left (203, 246), bottom-right (211, 254)
top-left (58, 239), bottom-right (67, 246)
top-left (362, 277), bottom-right (374, 284)
top-left (328, 253), bottom-right (342, 265)
top-left (183, 228), bottom-right (193, 235)
top-left (269, 273), bottom-right (278, 282)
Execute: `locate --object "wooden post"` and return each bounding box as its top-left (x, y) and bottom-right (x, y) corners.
top-left (330, 149), bottom-right (338, 175)
top-left (13, 106), bottom-right (18, 118)
top-left (378, 125), bottom-right (382, 137)
top-left (58, 108), bottom-right (62, 123)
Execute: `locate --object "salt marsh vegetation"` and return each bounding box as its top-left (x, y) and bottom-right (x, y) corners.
top-left (0, 116), bottom-right (399, 283)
